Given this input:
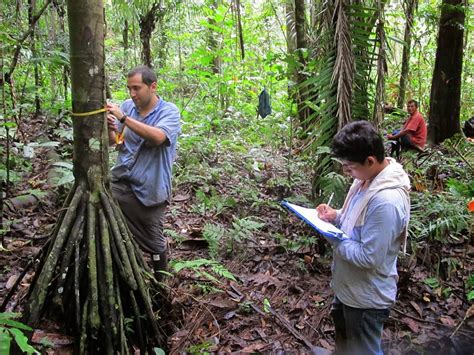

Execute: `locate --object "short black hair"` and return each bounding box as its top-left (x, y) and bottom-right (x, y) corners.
top-left (407, 99), bottom-right (418, 108)
top-left (331, 121), bottom-right (385, 164)
top-left (127, 66), bottom-right (157, 86)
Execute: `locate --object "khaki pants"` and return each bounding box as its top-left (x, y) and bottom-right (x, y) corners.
top-left (111, 181), bottom-right (168, 255)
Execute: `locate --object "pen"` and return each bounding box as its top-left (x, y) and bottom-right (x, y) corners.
top-left (327, 192), bottom-right (334, 207)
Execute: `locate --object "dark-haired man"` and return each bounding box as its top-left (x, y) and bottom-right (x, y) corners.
top-left (106, 66), bottom-right (181, 280)
top-left (387, 100), bottom-right (427, 159)
top-left (316, 121), bottom-right (410, 355)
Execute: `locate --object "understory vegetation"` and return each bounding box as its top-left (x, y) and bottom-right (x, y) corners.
top-left (0, 0), bottom-right (473, 353)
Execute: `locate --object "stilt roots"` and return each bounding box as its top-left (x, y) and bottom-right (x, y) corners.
top-left (26, 181), bottom-right (165, 353)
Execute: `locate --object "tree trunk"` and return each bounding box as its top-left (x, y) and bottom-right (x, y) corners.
top-left (26, 0), bottom-right (165, 352)
top-left (372, 0), bottom-right (386, 128)
top-left (397, 0), bottom-right (417, 109)
top-left (428, 0), bottom-right (464, 144)
top-left (294, 0), bottom-right (311, 129)
top-left (235, 0), bottom-right (245, 60)
top-left (28, 0), bottom-right (41, 115)
top-left (208, 0), bottom-right (221, 74)
top-left (139, 2), bottom-right (161, 67)
top-left (285, 0), bottom-right (297, 100)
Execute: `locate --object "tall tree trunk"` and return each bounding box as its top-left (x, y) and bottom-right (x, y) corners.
top-left (139, 2), bottom-right (160, 67)
top-left (28, 0), bottom-right (41, 114)
top-left (428, 0), bottom-right (465, 143)
top-left (285, 0), bottom-right (297, 99)
top-left (294, 0), bottom-right (310, 129)
top-left (235, 0), bottom-right (245, 60)
top-left (208, 0), bottom-right (221, 75)
top-left (26, 0), bottom-right (165, 352)
top-left (372, 0), bottom-right (386, 128)
top-left (156, 11), bottom-right (167, 68)
top-left (397, 0), bottom-right (417, 109)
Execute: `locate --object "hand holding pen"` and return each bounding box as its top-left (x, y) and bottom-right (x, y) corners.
top-left (316, 192), bottom-right (337, 222)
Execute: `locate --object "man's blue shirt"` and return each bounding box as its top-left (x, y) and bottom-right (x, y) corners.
top-left (111, 97), bottom-right (181, 207)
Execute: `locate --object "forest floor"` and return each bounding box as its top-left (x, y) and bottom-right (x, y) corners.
top-left (1, 114), bottom-right (473, 354)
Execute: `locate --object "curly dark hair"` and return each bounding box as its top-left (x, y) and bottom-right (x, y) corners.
top-left (331, 121), bottom-right (385, 164)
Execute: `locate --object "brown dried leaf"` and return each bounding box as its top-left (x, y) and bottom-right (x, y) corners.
top-left (247, 272), bottom-right (282, 286)
top-left (466, 304), bottom-right (474, 319)
top-left (409, 301), bottom-right (423, 318)
top-left (401, 317), bottom-right (420, 333)
top-left (31, 331), bottom-right (75, 346)
top-left (312, 295), bottom-right (325, 303)
top-left (439, 316), bottom-right (456, 327)
top-left (5, 275), bottom-right (19, 289)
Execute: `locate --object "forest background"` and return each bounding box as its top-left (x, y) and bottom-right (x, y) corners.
top-left (0, 0), bottom-right (473, 353)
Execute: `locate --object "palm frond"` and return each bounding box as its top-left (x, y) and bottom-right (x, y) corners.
top-left (332, 0), bottom-right (354, 129)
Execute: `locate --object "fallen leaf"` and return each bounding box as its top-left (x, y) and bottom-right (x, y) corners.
top-left (173, 194), bottom-right (190, 202)
top-left (247, 273), bottom-right (282, 286)
top-left (319, 339), bottom-right (334, 351)
top-left (466, 304), bottom-right (474, 319)
top-left (401, 317), bottom-right (420, 333)
top-left (32, 331), bottom-right (75, 346)
top-left (312, 295), bottom-right (325, 303)
top-left (206, 298), bottom-right (236, 309)
top-left (5, 275), bottom-right (19, 289)
top-left (409, 301), bottom-right (423, 318)
top-left (240, 343), bottom-right (266, 352)
top-left (439, 316), bottom-right (456, 327)
top-left (224, 311), bottom-right (236, 320)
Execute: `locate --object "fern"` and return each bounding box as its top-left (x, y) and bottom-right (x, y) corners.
top-left (410, 192), bottom-right (470, 242)
top-left (202, 223), bottom-right (226, 258)
top-left (231, 217), bottom-right (265, 243)
top-left (172, 258), bottom-right (236, 284)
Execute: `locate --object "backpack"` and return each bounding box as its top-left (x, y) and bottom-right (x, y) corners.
top-left (257, 88), bottom-right (272, 118)
top-left (463, 117), bottom-right (474, 138)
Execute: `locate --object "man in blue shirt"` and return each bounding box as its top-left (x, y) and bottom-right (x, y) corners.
top-left (106, 66), bottom-right (181, 281)
top-left (316, 121), bottom-right (410, 355)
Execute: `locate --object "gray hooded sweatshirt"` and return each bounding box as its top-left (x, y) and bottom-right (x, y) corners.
top-left (332, 158), bottom-right (410, 309)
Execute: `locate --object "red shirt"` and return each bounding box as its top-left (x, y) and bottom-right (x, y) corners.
top-left (403, 111), bottom-right (427, 148)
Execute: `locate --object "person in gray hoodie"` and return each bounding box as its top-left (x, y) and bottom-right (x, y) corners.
top-left (317, 121), bottom-right (410, 355)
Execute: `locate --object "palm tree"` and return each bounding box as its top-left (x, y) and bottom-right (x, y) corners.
top-left (293, 0), bottom-right (386, 199)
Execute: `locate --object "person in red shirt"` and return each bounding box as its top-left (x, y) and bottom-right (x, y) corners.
top-left (387, 100), bottom-right (427, 159)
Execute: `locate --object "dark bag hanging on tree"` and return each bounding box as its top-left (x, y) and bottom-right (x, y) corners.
top-left (257, 88), bottom-right (272, 118)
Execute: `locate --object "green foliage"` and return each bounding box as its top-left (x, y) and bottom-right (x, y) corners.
top-left (172, 258), bottom-right (236, 285)
top-left (202, 223), bottom-right (226, 259)
top-left (230, 217), bottom-right (265, 243)
top-left (192, 188), bottom-right (237, 217)
top-left (187, 340), bottom-right (213, 354)
top-left (466, 275), bottom-right (474, 302)
top-left (423, 277), bottom-right (440, 289)
top-left (0, 313), bottom-right (39, 355)
top-left (50, 162), bottom-right (75, 187)
top-left (410, 191), bottom-right (470, 242)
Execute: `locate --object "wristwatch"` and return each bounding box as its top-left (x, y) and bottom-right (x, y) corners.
top-left (119, 113), bottom-right (127, 124)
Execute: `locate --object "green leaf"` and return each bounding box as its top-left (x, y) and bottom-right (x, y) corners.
top-left (424, 277), bottom-right (440, 289)
top-left (0, 319), bottom-right (32, 331)
top-left (2, 122), bottom-right (17, 129)
top-left (0, 329), bottom-right (12, 355)
top-left (263, 298), bottom-right (271, 313)
top-left (153, 347), bottom-right (166, 355)
top-left (8, 328), bottom-right (39, 354)
top-left (467, 290), bottom-right (474, 302)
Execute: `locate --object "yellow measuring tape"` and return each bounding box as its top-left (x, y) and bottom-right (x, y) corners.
top-left (71, 106), bottom-right (125, 145)
top-left (71, 107), bottom-right (107, 117)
